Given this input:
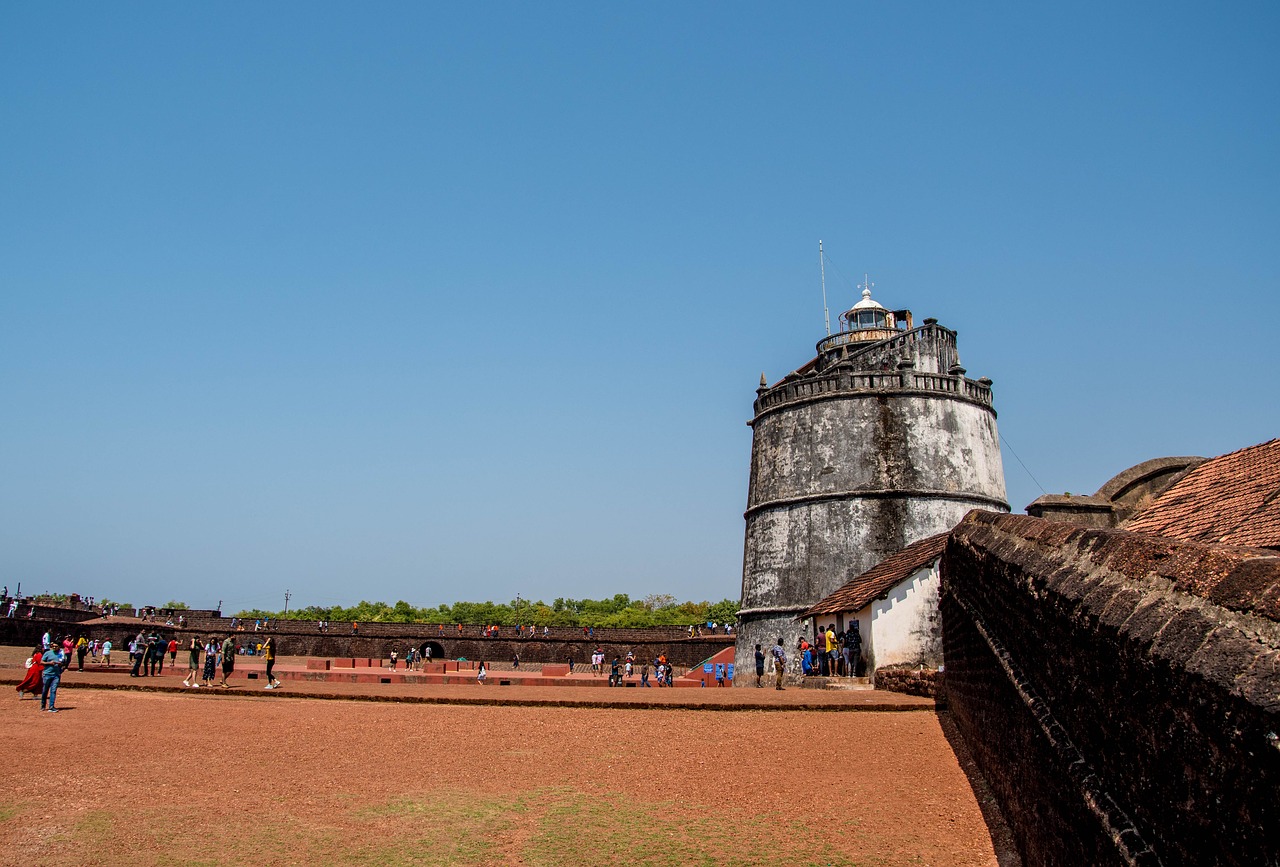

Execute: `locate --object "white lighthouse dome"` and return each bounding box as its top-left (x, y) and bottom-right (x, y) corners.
top-left (851, 287), bottom-right (886, 311)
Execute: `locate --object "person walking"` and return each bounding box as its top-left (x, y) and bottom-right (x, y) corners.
top-left (754, 643), bottom-right (766, 688)
top-left (477, 661), bottom-right (487, 683)
top-left (40, 642), bottom-right (67, 712)
top-left (15, 645), bottom-right (44, 700)
top-left (75, 635), bottom-right (88, 672)
top-left (262, 635), bottom-right (281, 690)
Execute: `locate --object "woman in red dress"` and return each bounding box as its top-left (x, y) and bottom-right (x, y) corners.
top-left (15, 645), bottom-right (43, 699)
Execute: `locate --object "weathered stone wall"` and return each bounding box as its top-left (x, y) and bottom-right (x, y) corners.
top-left (736, 382), bottom-right (1007, 680)
top-left (942, 511), bottom-right (1280, 867)
top-left (872, 664), bottom-right (941, 698)
top-left (0, 617), bottom-right (730, 669)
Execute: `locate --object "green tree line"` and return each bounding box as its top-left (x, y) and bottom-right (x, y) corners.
top-left (236, 593), bottom-right (739, 629)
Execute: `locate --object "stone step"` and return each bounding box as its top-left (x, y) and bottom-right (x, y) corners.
top-left (798, 675), bottom-right (874, 690)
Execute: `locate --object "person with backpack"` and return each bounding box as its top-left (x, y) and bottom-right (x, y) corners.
top-left (845, 623), bottom-right (863, 677)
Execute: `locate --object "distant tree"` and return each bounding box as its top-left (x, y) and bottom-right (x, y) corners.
top-left (228, 593), bottom-right (740, 628)
top-left (641, 593), bottom-right (677, 611)
top-left (707, 599), bottom-right (740, 624)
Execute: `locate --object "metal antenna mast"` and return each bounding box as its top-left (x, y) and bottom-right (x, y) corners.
top-left (819, 240), bottom-right (831, 336)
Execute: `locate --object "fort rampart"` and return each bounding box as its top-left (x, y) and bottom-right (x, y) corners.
top-left (942, 511), bottom-right (1279, 866)
top-left (0, 612), bottom-right (731, 669)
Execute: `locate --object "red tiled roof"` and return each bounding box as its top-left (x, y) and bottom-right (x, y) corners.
top-left (1124, 439), bottom-right (1280, 549)
top-left (800, 533), bottom-right (949, 618)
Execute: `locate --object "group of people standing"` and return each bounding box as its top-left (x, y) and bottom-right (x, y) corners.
top-left (127, 632), bottom-right (175, 677)
top-left (799, 622), bottom-right (863, 678)
top-left (387, 644), bottom-right (432, 670)
top-left (178, 633), bottom-right (246, 688)
top-left (750, 624), bottom-right (864, 689)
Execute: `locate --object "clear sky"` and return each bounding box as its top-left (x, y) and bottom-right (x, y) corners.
top-left (2, 4), bottom-right (1277, 614)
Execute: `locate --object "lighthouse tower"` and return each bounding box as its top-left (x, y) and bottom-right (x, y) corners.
top-left (734, 281), bottom-right (1008, 680)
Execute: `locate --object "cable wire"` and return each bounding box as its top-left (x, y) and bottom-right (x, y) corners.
top-left (1000, 433), bottom-right (1048, 495)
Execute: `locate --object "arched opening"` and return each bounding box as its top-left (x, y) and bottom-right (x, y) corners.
top-left (419, 641), bottom-right (446, 661)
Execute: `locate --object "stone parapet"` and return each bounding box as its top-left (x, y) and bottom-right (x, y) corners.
top-left (942, 511), bottom-right (1280, 866)
top-left (752, 370), bottom-right (994, 419)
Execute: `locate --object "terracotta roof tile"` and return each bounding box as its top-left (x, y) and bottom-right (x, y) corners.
top-left (1124, 439), bottom-right (1280, 549)
top-left (801, 533), bottom-right (948, 618)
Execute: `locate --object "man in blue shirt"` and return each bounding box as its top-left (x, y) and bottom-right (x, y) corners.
top-left (41, 643), bottom-right (67, 712)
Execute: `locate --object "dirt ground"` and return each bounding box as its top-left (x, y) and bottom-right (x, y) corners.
top-left (1, 656), bottom-right (1014, 867)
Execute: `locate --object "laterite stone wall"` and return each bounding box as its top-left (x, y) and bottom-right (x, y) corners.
top-left (942, 512), bottom-right (1279, 867)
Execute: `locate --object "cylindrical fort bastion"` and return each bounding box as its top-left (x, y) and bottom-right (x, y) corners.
top-left (734, 289), bottom-right (1008, 682)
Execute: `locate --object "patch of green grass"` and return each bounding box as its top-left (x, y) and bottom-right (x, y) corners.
top-left (111, 788), bottom-right (877, 867)
top-left (0, 802), bottom-right (23, 822)
top-left (524, 788), bottom-right (866, 867)
top-left (340, 787), bottom-right (880, 867)
top-left (369, 791), bottom-right (524, 824)
top-left (347, 790), bottom-right (533, 866)
top-left (73, 810), bottom-right (113, 838)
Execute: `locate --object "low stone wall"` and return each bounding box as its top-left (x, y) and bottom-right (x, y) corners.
top-left (873, 665), bottom-right (940, 699)
top-left (942, 511), bottom-right (1280, 867)
top-left (0, 602), bottom-right (100, 624)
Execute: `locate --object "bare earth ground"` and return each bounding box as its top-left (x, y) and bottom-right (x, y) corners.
top-left (0, 652), bottom-right (1010, 867)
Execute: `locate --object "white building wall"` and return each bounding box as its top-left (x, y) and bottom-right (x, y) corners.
top-left (867, 561), bottom-right (942, 670)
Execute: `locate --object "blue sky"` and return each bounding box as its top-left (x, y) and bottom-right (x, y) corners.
top-left (2, 4), bottom-right (1277, 613)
